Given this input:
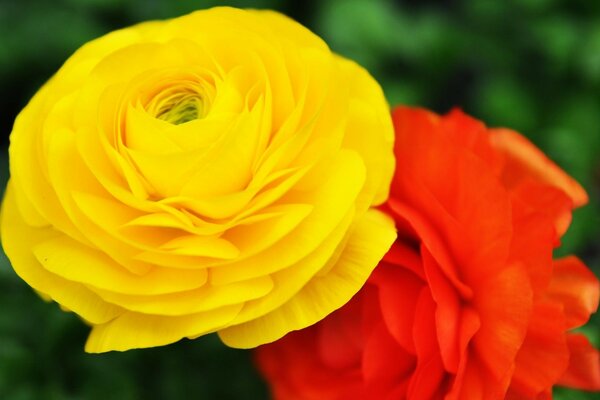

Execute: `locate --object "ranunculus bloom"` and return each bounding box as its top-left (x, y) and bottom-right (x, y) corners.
top-left (1, 7), bottom-right (396, 352)
top-left (255, 107), bottom-right (600, 399)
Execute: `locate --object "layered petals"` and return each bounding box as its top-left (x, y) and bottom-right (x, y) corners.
top-left (1, 7), bottom-right (396, 352)
top-left (255, 106), bottom-right (599, 399)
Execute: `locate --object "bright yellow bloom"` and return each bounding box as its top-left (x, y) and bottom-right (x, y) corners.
top-left (1, 7), bottom-right (396, 352)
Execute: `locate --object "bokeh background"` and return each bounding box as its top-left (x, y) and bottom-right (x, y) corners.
top-left (0, 0), bottom-right (599, 398)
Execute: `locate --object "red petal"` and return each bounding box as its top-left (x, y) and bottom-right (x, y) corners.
top-left (445, 307), bottom-right (481, 399)
top-left (391, 106), bottom-right (441, 165)
top-left (450, 360), bottom-right (489, 400)
top-left (511, 180), bottom-right (575, 238)
top-left (388, 199), bottom-right (473, 300)
top-left (256, 326), bottom-right (365, 400)
top-left (471, 263), bottom-right (533, 395)
top-left (407, 288), bottom-right (448, 400)
top-left (558, 333), bottom-right (600, 391)
top-left (440, 108), bottom-right (502, 173)
top-left (421, 244), bottom-right (462, 373)
top-left (448, 264), bottom-right (533, 400)
top-left (547, 256), bottom-right (600, 329)
top-left (362, 321), bottom-right (415, 396)
top-left (505, 387), bottom-right (552, 400)
top-left (380, 239), bottom-right (424, 280)
top-left (489, 128), bottom-right (588, 208)
top-left (508, 301), bottom-right (569, 398)
top-left (507, 201), bottom-right (555, 294)
top-left (391, 106), bottom-right (514, 287)
top-left (372, 263), bottom-right (423, 353)
top-left (318, 292), bottom-right (365, 370)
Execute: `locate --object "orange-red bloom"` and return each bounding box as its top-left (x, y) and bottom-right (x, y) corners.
top-left (255, 107), bottom-right (600, 400)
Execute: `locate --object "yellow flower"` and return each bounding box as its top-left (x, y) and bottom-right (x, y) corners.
top-left (1, 7), bottom-right (396, 352)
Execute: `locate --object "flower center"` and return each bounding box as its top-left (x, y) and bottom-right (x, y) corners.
top-left (147, 86), bottom-right (206, 125)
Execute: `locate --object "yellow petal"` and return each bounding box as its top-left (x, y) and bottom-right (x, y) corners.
top-left (224, 203), bottom-right (313, 257)
top-left (33, 235), bottom-right (208, 295)
top-left (1, 184), bottom-right (124, 324)
top-left (216, 207), bottom-right (356, 329)
top-left (210, 149), bottom-right (366, 285)
top-left (85, 303), bottom-right (242, 353)
top-left (10, 90), bottom-right (86, 239)
top-left (178, 98), bottom-right (265, 198)
top-left (159, 234), bottom-right (239, 259)
top-left (124, 104), bottom-right (183, 154)
top-left (337, 56), bottom-right (395, 209)
top-left (218, 208), bottom-right (396, 348)
top-left (91, 275), bottom-right (273, 316)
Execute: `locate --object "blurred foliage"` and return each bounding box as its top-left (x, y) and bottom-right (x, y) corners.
top-left (0, 0), bottom-right (599, 399)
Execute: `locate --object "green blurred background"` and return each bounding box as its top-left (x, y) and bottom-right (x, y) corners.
top-left (0, 0), bottom-right (598, 398)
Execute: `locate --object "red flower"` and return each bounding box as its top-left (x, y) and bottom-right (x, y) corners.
top-left (255, 107), bottom-right (600, 400)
